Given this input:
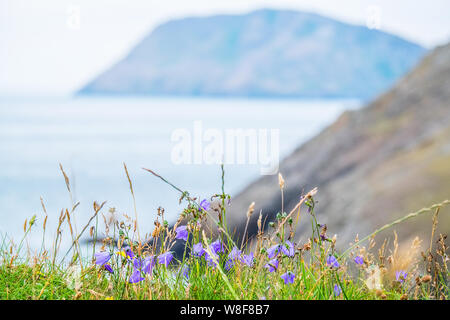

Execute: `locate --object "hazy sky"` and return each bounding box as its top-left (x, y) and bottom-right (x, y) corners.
top-left (1, 0), bottom-right (450, 95)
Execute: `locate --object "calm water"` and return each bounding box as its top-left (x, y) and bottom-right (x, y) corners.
top-left (0, 97), bottom-right (360, 252)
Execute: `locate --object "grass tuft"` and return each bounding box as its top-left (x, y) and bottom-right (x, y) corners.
top-left (0, 165), bottom-right (448, 300)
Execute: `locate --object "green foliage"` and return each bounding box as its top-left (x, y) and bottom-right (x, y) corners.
top-left (0, 166), bottom-right (448, 300)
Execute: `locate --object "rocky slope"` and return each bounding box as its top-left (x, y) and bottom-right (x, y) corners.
top-left (226, 43), bottom-right (450, 248)
top-left (78, 9), bottom-right (425, 99)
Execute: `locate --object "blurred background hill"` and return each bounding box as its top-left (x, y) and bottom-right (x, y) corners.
top-left (78, 9), bottom-right (425, 100)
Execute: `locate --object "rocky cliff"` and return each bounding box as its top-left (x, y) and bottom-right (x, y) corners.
top-left (227, 43), bottom-right (450, 248)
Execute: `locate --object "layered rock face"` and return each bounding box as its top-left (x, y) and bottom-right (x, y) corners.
top-left (226, 43), bottom-right (450, 248)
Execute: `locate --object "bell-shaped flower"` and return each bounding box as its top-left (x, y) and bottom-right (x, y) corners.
top-left (175, 225), bottom-right (188, 242)
top-left (158, 251), bottom-right (174, 267)
top-left (95, 251), bottom-right (111, 266)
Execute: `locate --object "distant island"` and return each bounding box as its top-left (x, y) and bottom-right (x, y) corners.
top-left (77, 9), bottom-right (426, 100)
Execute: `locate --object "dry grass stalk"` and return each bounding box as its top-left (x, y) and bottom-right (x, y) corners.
top-left (271, 187), bottom-right (318, 242)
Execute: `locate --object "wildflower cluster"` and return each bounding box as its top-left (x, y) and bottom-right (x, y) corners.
top-left (94, 245), bottom-right (172, 284)
top-left (84, 169), bottom-right (450, 300)
top-left (3, 164), bottom-right (448, 301)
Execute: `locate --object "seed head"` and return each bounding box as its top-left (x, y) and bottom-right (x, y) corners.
top-left (278, 173), bottom-right (285, 189)
top-left (247, 202), bottom-right (255, 219)
top-left (257, 211), bottom-right (262, 233)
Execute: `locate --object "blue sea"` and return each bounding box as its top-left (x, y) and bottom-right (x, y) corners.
top-left (0, 96), bottom-right (360, 252)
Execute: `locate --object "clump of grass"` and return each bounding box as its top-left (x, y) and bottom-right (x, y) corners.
top-left (0, 164), bottom-right (448, 300)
